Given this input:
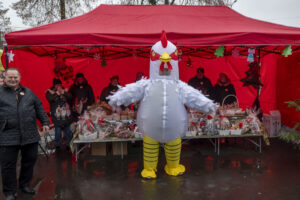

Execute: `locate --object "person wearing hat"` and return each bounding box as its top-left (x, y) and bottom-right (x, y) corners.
top-left (188, 67), bottom-right (214, 99)
top-left (100, 75), bottom-right (120, 103)
top-left (214, 72), bottom-right (236, 105)
top-left (46, 78), bottom-right (72, 150)
top-left (69, 73), bottom-right (95, 117)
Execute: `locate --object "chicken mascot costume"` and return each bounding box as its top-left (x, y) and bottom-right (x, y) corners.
top-left (108, 31), bottom-right (217, 179)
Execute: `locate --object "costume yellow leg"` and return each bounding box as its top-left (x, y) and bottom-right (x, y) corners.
top-left (141, 136), bottom-right (159, 179)
top-left (164, 137), bottom-right (185, 176)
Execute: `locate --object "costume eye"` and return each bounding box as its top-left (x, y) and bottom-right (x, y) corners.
top-left (152, 51), bottom-right (156, 57)
top-left (150, 50), bottom-right (161, 61)
top-left (174, 50), bottom-right (178, 56)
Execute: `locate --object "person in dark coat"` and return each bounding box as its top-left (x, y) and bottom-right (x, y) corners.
top-left (214, 72), bottom-right (237, 105)
top-left (135, 72), bottom-right (144, 82)
top-left (46, 78), bottom-right (72, 149)
top-left (188, 67), bottom-right (214, 99)
top-left (100, 75), bottom-right (120, 103)
top-left (69, 73), bottom-right (95, 119)
top-left (0, 68), bottom-right (49, 200)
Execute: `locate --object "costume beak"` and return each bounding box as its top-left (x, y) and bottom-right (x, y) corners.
top-left (160, 52), bottom-right (171, 63)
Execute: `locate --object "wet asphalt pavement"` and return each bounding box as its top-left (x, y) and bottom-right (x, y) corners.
top-left (0, 138), bottom-right (300, 200)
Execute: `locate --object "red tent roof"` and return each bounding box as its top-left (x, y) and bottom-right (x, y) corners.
top-left (6, 5), bottom-right (300, 46)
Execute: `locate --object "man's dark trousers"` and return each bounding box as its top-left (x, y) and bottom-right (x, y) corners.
top-left (0, 142), bottom-right (38, 196)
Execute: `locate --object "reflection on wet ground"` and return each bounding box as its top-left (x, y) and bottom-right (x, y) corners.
top-left (1, 138), bottom-right (300, 200)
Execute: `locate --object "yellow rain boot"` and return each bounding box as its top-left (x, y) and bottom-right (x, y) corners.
top-left (141, 136), bottom-right (159, 179)
top-left (164, 137), bottom-right (185, 176)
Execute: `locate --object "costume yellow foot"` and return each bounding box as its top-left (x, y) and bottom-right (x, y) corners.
top-left (164, 137), bottom-right (185, 176)
top-left (142, 136), bottom-right (159, 179)
top-left (141, 169), bottom-right (157, 179)
top-left (164, 164), bottom-right (185, 176)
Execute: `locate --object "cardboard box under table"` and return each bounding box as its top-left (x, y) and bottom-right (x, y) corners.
top-left (73, 137), bottom-right (142, 161)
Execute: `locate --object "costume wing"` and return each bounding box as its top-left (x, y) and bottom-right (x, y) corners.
top-left (108, 78), bottom-right (150, 106)
top-left (177, 80), bottom-right (217, 113)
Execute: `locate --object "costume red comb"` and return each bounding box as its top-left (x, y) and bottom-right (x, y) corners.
top-left (160, 30), bottom-right (168, 48)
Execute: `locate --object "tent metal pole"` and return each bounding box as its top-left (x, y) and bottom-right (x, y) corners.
top-left (256, 48), bottom-right (263, 120)
top-left (4, 44), bottom-right (9, 69)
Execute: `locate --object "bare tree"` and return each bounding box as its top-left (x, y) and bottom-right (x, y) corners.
top-left (11, 0), bottom-right (237, 27)
top-left (0, 2), bottom-right (11, 33)
top-left (119, 0), bottom-right (237, 6)
top-left (0, 2), bottom-right (12, 48)
top-left (11, 0), bottom-right (99, 27)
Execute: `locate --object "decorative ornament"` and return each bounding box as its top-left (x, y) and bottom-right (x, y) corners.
top-left (101, 57), bottom-right (107, 67)
top-left (232, 48), bottom-right (240, 58)
top-left (53, 55), bottom-right (74, 81)
top-left (7, 51), bottom-right (15, 63)
top-left (186, 55), bottom-right (193, 68)
top-left (282, 45), bottom-right (292, 57)
top-left (240, 61), bottom-right (263, 89)
top-left (177, 48), bottom-right (183, 61)
top-left (214, 46), bottom-right (225, 58)
top-left (247, 48), bottom-right (255, 63)
top-left (132, 51), bottom-right (137, 60)
top-left (101, 47), bottom-right (107, 67)
top-left (93, 53), bottom-right (101, 60)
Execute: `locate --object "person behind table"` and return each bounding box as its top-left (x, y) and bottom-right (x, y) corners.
top-left (214, 72), bottom-right (237, 105)
top-left (69, 73), bottom-right (95, 117)
top-left (135, 72), bottom-right (144, 82)
top-left (0, 68), bottom-right (49, 200)
top-left (100, 75), bottom-right (120, 103)
top-left (188, 67), bottom-right (214, 99)
top-left (46, 78), bottom-right (72, 151)
top-left (130, 72), bottom-right (145, 111)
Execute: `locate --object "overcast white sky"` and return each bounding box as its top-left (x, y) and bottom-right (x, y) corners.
top-left (2, 0), bottom-right (300, 30)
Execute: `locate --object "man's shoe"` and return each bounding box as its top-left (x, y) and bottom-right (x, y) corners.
top-left (5, 194), bottom-right (16, 200)
top-left (20, 186), bottom-right (36, 195)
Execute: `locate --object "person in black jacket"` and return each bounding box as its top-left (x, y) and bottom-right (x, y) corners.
top-left (214, 72), bottom-right (237, 105)
top-left (0, 68), bottom-right (49, 200)
top-left (69, 73), bottom-right (95, 119)
top-left (188, 67), bottom-right (214, 99)
top-left (46, 78), bottom-right (72, 150)
top-left (100, 75), bottom-right (120, 103)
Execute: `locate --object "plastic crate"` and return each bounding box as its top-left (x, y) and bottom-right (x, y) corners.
top-left (262, 111), bottom-right (281, 137)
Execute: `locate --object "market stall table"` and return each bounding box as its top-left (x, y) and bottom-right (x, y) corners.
top-left (73, 133), bottom-right (264, 162)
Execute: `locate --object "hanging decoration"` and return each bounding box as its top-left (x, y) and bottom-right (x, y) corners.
top-left (247, 48), bottom-right (255, 63)
top-left (132, 50), bottom-right (137, 60)
top-left (240, 61), bottom-right (263, 89)
top-left (214, 45), bottom-right (225, 58)
top-left (101, 47), bottom-right (107, 67)
top-left (101, 57), bottom-right (107, 67)
top-left (232, 48), bottom-right (240, 58)
top-left (282, 45), bottom-right (292, 57)
top-left (178, 48), bottom-right (183, 61)
top-left (186, 55), bottom-right (193, 68)
top-left (93, 53), bottom-right (101, 60)
top-left (53, 57), bottom-right (74, 82)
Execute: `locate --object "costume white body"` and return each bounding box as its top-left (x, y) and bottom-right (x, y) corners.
top-left (108, 31), bottom-right (216, 178)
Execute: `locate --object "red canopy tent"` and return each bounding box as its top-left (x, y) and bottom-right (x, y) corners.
top-left (2, 5), bottom-right (300, 127)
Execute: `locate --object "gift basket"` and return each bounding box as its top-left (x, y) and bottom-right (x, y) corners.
top-left (219, 95), bottom-right (246, 117)
top-left (217, 116), bottom-right (231, 136)
top-left (78, 112), bottom-right (98, 141)
top-left (76, 103), bottom-right (138, 140)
